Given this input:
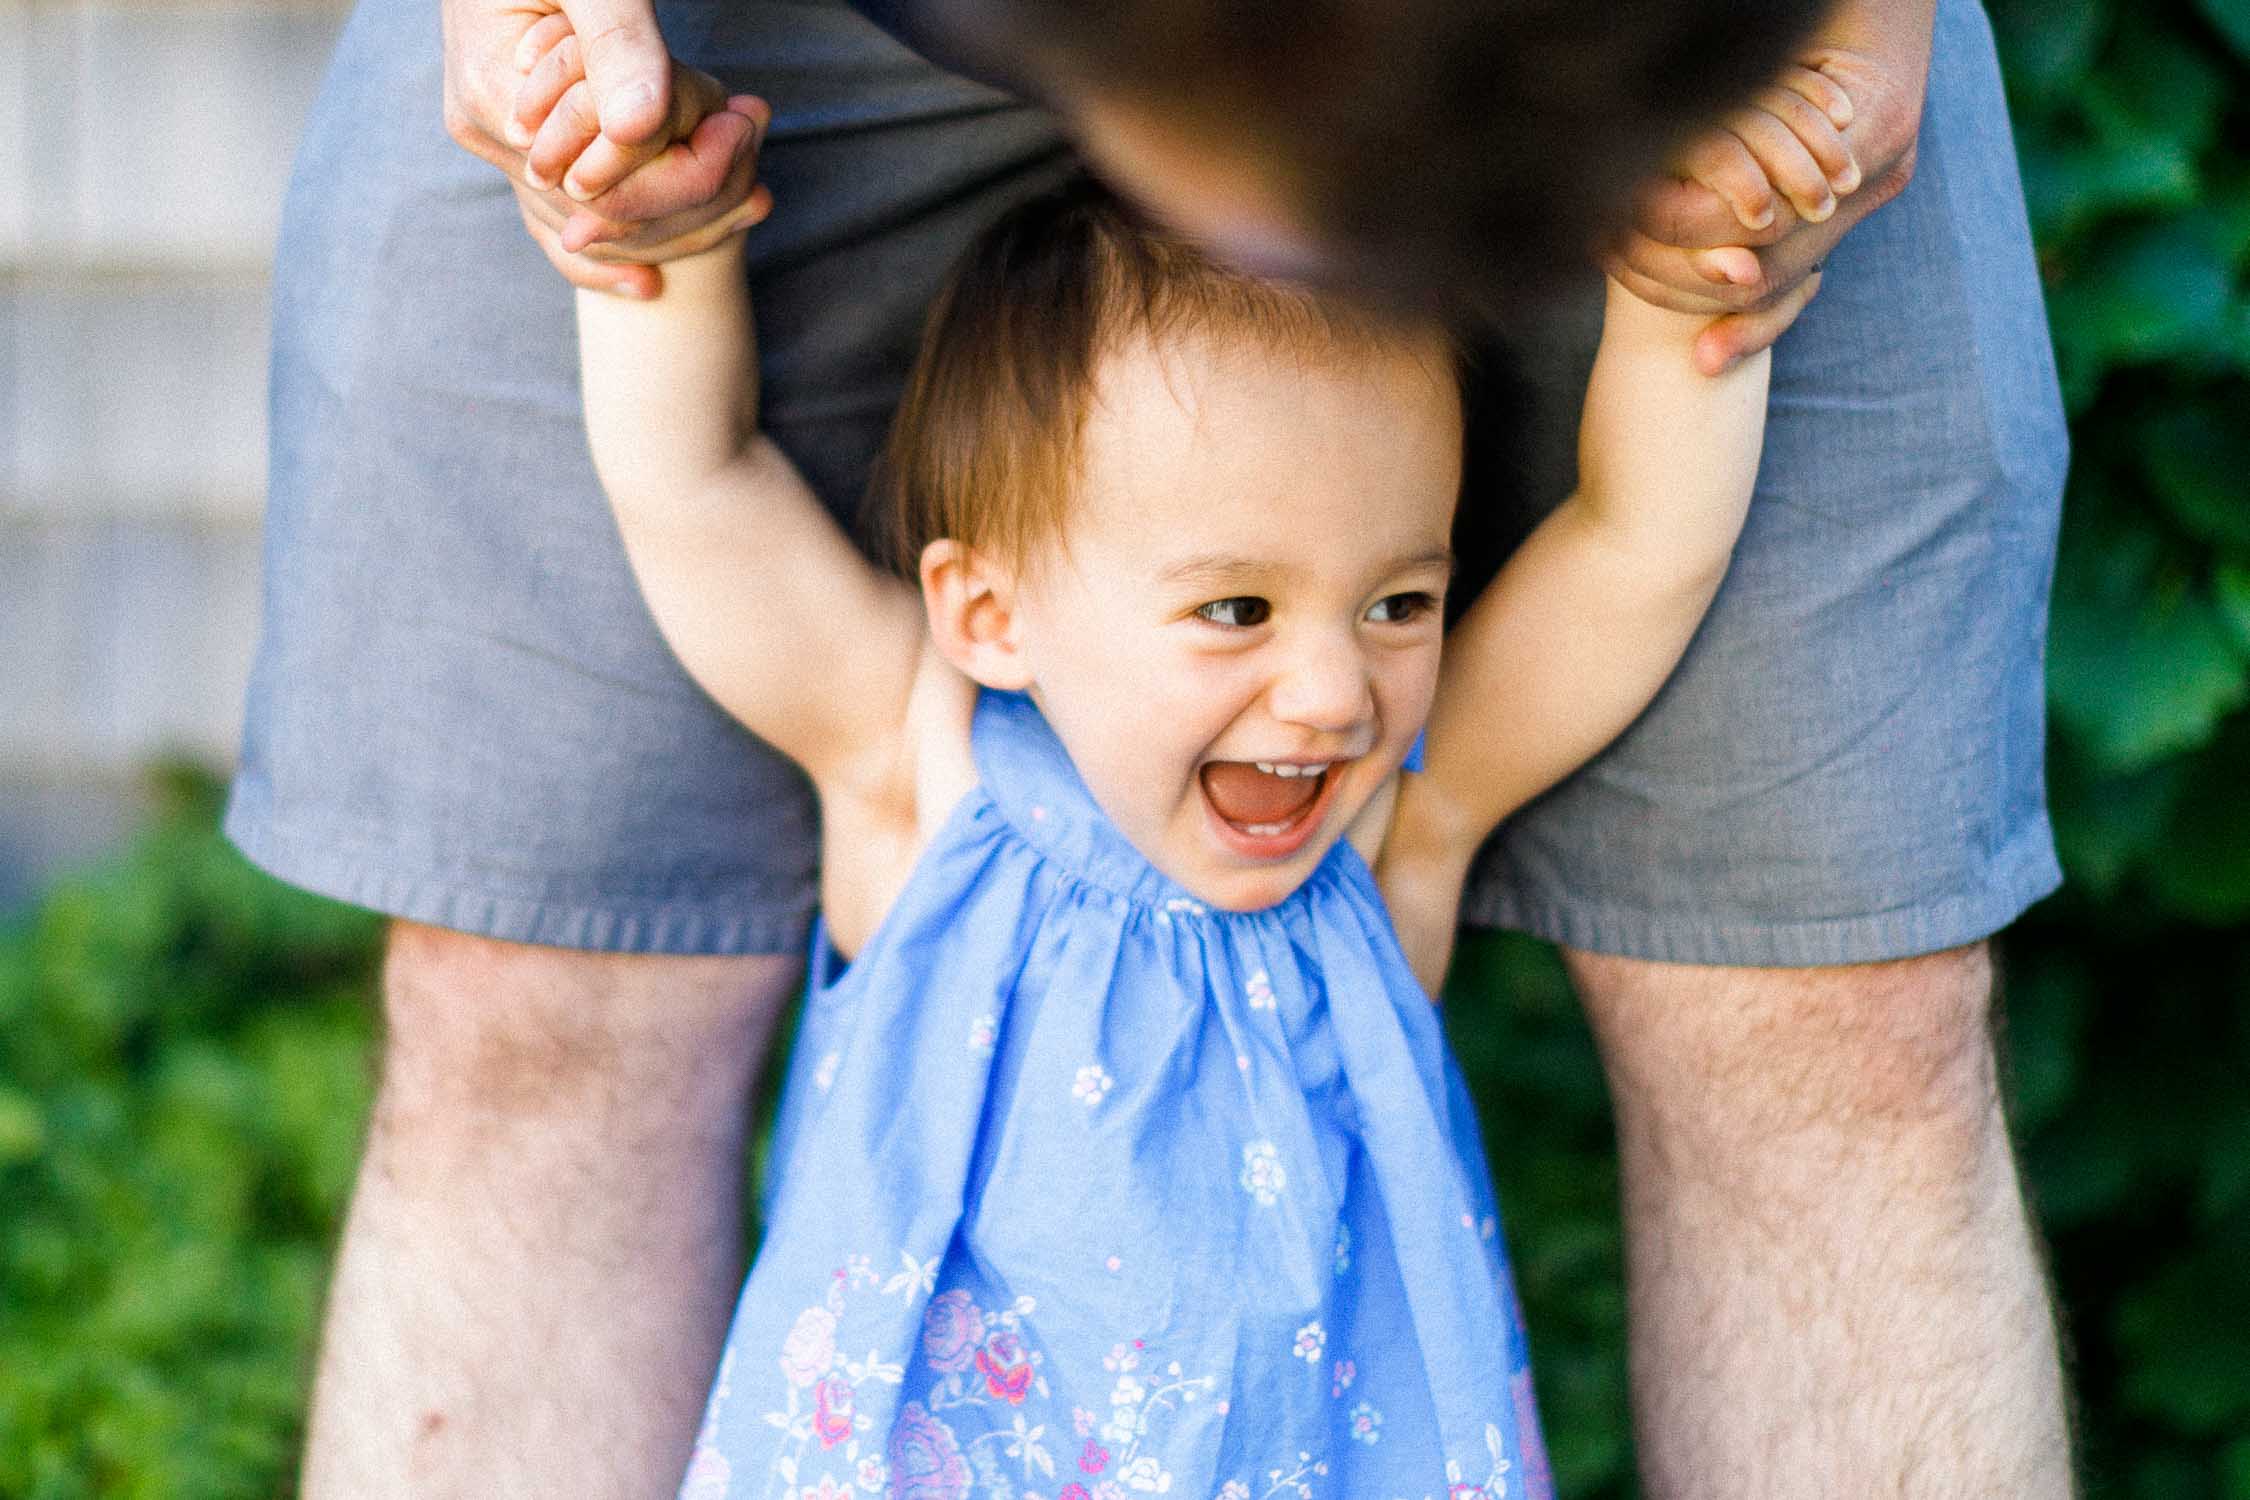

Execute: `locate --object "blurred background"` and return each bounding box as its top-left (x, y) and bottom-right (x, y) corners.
top-left (2, 0), bottom-right (2246, 1493)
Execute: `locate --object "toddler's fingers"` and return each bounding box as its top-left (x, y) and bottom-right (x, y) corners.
top-left (570, 95), bottom-right (768, 234)
top-left (525, 76), bottom-right (603, 192)
top-left (1779, 61), bottom-right (1853, 131)
top-left (1724, 103), bottom-right (1835, 223)
top-left (509, 32), bottom-right (585, 151)
top-left (560, 60), bottom-right (720, 202)
top-left (1758, 78), bottom-right (1860, 194)
top-left (1673, 130), bottom-right (1777, 234)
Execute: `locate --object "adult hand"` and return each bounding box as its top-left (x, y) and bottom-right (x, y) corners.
top-left (1607, 39), bottom-right (1930, 374)
top-left (441, 0), bottom-right (764, 296)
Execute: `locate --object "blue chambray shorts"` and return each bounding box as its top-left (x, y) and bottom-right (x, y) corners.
top-left (226, 0), bottom-right (2066, 966)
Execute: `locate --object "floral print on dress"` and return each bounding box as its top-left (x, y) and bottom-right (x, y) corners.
top-left (1238, 1142), bottom-right (1286, 1205)
top-left (1072, 1065), bottom-right (1114, 1107)
top-left (747, 1258), bottom-right (1248, 1500)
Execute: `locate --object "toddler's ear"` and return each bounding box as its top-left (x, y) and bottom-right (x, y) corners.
top-left (921, 540), bottom-right (1033, 691)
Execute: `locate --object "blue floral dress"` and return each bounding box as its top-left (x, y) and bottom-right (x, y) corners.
top-left (679, 690), bottom-right (1553, 1500)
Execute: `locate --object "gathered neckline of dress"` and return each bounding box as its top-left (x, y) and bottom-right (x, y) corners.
top-left (965, 689), bottom-right (1359, 917)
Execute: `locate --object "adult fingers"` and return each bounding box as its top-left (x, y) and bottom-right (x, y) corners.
top-left (513, 185), bottom-right (662, 297)
top-left (512, 11), bottom-right (575, 75)
top-left (1629, 174), bottom-right (1792, 251)
top-left (1601, 258), bottom-right (1735, 318)
top-left (1723, 104), bottom-right (1835, 223)
top-left (561, 0), bottom-right (671, 145)
top-left (525, 77), bottom-right (603, 192)
top-left (569, 95), bottom-right (768, 243)
top-left (562, 61), bottom-right (730, 203)
top-left (508, 31), bottom-right (583, 151)
top-left (1693, 266), bottom-right (1824, 375)
top-left (1610, 228), bottom-right (1767, 305)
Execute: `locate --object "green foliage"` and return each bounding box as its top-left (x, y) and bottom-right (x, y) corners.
top-left (1996, 12), bottom-right (2250, 1480)
top-left (0, 768), bottom-right (380, 1499)
top-left (5, 2), bottom-right (2247, 1493)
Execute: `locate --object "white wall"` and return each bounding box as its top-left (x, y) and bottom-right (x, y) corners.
top-left (0, 0), bottom-right (349, 908)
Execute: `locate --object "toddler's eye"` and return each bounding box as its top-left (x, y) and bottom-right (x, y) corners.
top-left (1196, 597), bottom-right (1272, 628)
top-left (1367, 592), bottom-right (1437, 624)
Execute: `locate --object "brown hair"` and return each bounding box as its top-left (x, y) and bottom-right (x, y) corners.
top-left (871, 176), bottom-right (1454, 576)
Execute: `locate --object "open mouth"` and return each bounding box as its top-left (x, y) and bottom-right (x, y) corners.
top-left (1198, 759), bottom-right (1342, 860)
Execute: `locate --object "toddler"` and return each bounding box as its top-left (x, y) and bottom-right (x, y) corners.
top-left (565, 170), bottom-right (1791, 1499)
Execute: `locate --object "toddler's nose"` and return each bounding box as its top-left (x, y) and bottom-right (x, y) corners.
top-left (1269, 643), bottom-right (1375, 738)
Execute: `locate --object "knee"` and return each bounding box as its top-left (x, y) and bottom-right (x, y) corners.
top-left (1567, 943), bottom-right (1999, 1148)
top-left (376, 921), bottom-right (802, 1125)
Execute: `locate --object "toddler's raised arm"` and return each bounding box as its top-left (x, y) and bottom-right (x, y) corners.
top-left (1381, 276), bottom-right (1810, 986)
top-left (575, 233), bottom-right (925, 789)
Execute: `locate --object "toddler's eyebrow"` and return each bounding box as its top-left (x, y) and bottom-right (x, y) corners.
top-left (1158, 547), bottom-right (1456, 589)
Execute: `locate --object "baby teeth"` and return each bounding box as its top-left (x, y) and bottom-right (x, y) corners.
top-left (1251, 761), bottom-right (1329, 778)
top-left (1241, 820), bottom-right (1290, 836)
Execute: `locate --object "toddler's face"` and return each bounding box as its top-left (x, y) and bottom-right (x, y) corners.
top-left (1010, 328), bottom-right (1461, 911)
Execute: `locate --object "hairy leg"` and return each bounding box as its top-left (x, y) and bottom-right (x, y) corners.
top-left (299, 922), bottom-right (799, 1500)
top-left (1566, 943), bottom-right (2072, 1498)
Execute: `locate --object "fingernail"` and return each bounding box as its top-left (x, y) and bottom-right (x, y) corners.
top-left (1833, 160), bottom-right (1861, 194)
top-left (564, 175), bottom-right (593, 203)
top-left (1744, 205), bottom-right (1775, 231)
top-left (503, 117), bottom-right (532, 149)
top-left (1805, 195), bottom-right (1835, 223)
top-left (523, 163), bottom-right (552, 191)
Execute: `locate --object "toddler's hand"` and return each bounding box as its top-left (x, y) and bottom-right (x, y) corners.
top-left (510, 19), bottom-right (773, 260)
top-left (1608, 42), bottom-right (1925, 373)
top-left (1672, 63), bottom-right (1861, 242)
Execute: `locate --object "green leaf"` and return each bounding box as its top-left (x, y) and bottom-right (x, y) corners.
top-left (1990, 0), bottom-right (2108, 102)
top-left (2141, 404), bottom-right (2250, 551)
top-left (2083, 22), bottom-right (2230, 160)
top-left (2049, 758), bottom-right (2182, 895)
top-left (2049, 576), bottom-right (2250, 773)
top-left (2218, 565), bottom-right (2250, 651)
top-left (1998, 961), bottom-right (2089, 1132)
top-left (2197, 0), bottom-right (2250, 58)
top-left (2199, 1106), bottom-right (2250, 1223)
top-left (0, 1086), bottom-right (44, 1164)
top-left (2221, 1436), bottom-right (2250, 1500)
top-left (2050, 220), bottom-right (2238, 372)
top-left (2115, 1233), bottom-right (2250, 1433)
top-left (2150, 727), bottom-right (2250, 922)
top-left (2019, 137), bottom-right (2200, 245)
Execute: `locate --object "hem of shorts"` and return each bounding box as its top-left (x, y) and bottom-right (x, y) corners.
top-left (223, 804), bottom-right (814, 957)
top-left (1462, 816), bottom-right (2063, 968)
